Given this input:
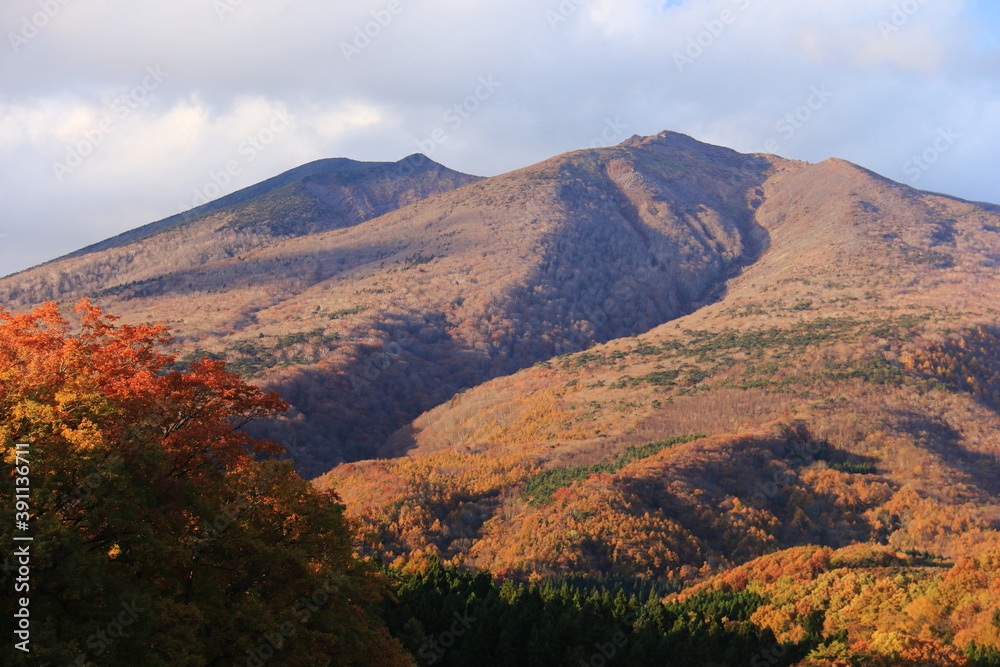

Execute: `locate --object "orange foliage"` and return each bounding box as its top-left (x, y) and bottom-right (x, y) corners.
top-left (0, 299), bottom-right (287, 474)
top-left (903, 325), bottom-right (1000, 410)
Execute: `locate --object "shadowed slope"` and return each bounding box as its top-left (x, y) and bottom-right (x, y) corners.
top-left (318, 150), bottom-right (1000, 590)
top-left (0, 132), bottom-right (782, 476)
top-left (0, 154), bottom-right (480, 292)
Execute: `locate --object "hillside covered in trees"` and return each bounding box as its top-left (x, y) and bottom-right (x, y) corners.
top-left (1, 132), bottom-right (787, 476)
top-left (314, 139), bottom-right (1000, 663)
top-left (0, 301), bottom-right (411, 665)
top-left (12, 301), bottom-right (986, 666)
top-left (3, 131), bottom-right (1000, 664)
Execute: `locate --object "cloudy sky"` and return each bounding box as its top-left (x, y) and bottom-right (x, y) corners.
top-left (1, 0), bottom-right (998, 277)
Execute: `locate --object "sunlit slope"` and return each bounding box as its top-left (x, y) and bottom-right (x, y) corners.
top-left (0, 154), bottom-right (479, 297)
top-left (4, 131), bottom-right (794, 474)
top-left (318, 153), bottom-right (1000, 588)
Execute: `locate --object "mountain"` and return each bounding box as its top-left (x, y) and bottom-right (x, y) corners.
top-left (5, 129), bottom-right (1000, 663)
top-left (0, 131), bottom-right (791, 476)
top-left (0, 154), bottom-right (481, 295)
top-left (315, 146), bottom-right (1000, 603)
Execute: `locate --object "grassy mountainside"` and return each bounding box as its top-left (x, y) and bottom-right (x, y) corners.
top-left (0, 154), bottom-right (480, 297)
top-left (0, 132), bottom-right (787, 475)
top-left (315, 153), bottom-right (1000, 660)
top-left (4, 129), bottom-right (1000, 663)
top-left (317, 151), bottom-right (1000, 667)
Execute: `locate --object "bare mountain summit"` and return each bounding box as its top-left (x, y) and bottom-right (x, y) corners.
top-left (1, 154), bottom-right (480, 300)
top-left (9, 131), bottom-right (994, 483)
top-left (317, 139), bottom-right (1000, 596)
top-left (0, 131), bottom-right (790, 475)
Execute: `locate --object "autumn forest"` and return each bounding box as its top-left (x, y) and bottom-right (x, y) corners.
top-left (3, 132), bottom-right (1000, 665)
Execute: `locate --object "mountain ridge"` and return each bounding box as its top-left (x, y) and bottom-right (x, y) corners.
top-left (1, 130), bottom-right (797, 475)
top-left (2, 132), bottom-right (996, 483)
top-left (5, 130), bottom-right (1000, 662)
top-left (314, 138), bottom-right (1000, 592)
top-left (0, 153), bottom-right (481, 283)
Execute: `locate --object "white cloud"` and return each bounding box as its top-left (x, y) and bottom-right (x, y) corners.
top-left (0, 0), bottom-right (997, 277)
top-left (310, 102), bottom-right (386, 141)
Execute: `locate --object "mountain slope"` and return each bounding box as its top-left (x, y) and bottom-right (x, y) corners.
top-left (0, 132), bottom-right (789, 476)
top-left (316, 151), bottom-right (1000, 592)
top-left (5, 130), bottom-right (1000, 662)
top-left (0, 154), bottom-right (480, 294)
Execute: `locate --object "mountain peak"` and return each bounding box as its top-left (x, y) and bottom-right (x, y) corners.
top-left (3, 132), bottom-right (997, 481)
top-left (618, 129), bottom-right (709, 149)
